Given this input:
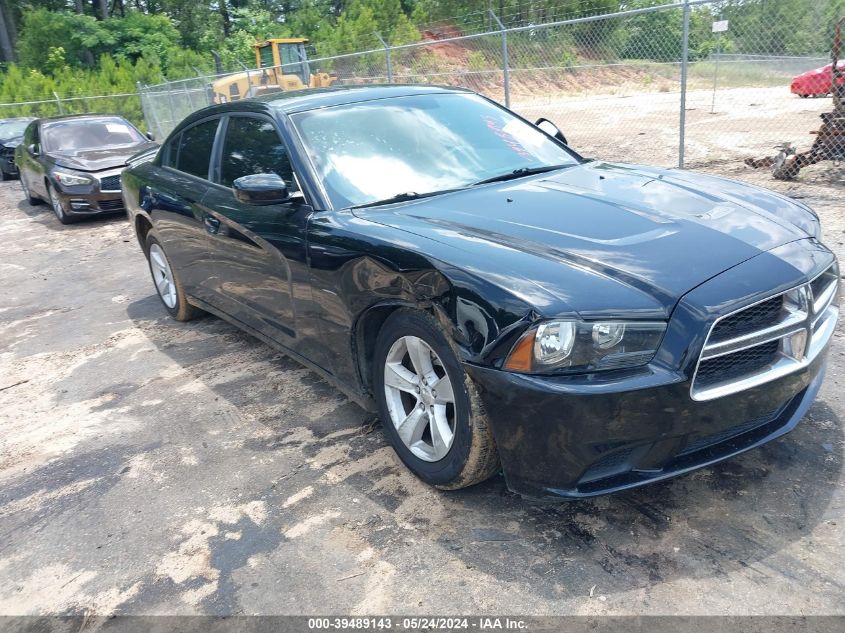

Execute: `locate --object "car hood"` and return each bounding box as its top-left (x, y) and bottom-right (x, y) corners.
top-left (0, 135), bottom-right (22, 147)
top-left (352, 162), bottom-right (818, 316)
top-left (50, 142), bottom-right (157, 172)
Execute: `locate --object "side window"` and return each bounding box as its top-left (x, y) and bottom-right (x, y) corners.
top-left (219, 116), bottom-right (296, 189)
top-left (26, 124), bottom-right (39, 147)
top-left (176, 119), bottom-right (219, 179)
top-left (162, 133), bottom-right (180, 169)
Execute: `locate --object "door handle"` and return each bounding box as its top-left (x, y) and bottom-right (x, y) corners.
top-left (204, 215), bottom-right (221, 234)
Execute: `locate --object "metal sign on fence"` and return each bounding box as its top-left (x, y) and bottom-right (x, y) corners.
top-left (712, 20), bottom-right (729, 33)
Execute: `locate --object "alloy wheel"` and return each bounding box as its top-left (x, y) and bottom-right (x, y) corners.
top-left (148, 243), bottom-right (177, 309)
top-left (49, 186), bottom-right (65, 221)
top-left (383, 335), bottom-right (456, 462)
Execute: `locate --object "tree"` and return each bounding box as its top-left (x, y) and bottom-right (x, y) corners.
top-left (0, 0), bottom-right (14, 62)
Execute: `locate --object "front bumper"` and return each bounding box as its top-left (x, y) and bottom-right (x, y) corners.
top-left (55, 189), bottom-right (126, 215)
top-left (52, 168), bottom-right (125, 215)
top-left (466, 238), bottom-right (838, 500)
top-left (467, 349), bottom-right (827, 500)
top-left (0, 154), bottom-right (17, 175)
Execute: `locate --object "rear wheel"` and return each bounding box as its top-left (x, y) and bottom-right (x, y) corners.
top-left (48, 183), bottom-right (73, 224)
top-left (373, 309), bottom-right (499, 490)
top-left (145, 233), bottom-right (204, 321)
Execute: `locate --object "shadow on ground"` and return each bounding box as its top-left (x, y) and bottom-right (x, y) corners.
top-left (99, 294), bottom-right (845, 605)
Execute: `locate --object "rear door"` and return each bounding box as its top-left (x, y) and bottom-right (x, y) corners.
top-left (143, 116), bottom-right (221, 299)
top-left (200, 113), bottom-right (311, 347)
top-left (19, 122), bottom-right (48, 198)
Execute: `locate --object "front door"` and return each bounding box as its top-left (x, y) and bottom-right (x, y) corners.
top-left (201, 114), bottom-right (310, 346)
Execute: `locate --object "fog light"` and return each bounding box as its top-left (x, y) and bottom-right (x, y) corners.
top-left (785, 330), bottom-right (808, 360)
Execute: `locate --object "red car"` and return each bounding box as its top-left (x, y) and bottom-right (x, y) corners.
top-left (791, 60), bottom-right (845, 97)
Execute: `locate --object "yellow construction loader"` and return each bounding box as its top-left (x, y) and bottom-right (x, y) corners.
top-left (211, 38), bottom-right (334, 103)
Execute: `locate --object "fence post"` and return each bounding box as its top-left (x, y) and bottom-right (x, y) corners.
top-left (237, 60), bottom-right (253, 98)
top-left (710, 37), bottom-right (722, 114)
top-left (183, 81), bottom-right (196, 112)
top-left (137, 81), bottom-right (162, 140)
top-left (375, 33), bottom-right (393, 83)
top-left (53, 91), bottom-right (65, 115)
top-left (165, 84), bottom-right (178, 130)
top-left (489, 10), bottom-right (510, 108)
top-left (678, 0), bottom-right (690, 169)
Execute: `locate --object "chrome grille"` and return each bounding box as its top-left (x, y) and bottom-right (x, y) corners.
top-left (691, 264), bottom-right (840, 401)
top-left (99, 174), bottom-right (121, 192)
top-left (709, 295), bottom-right (783, 343)
top-left (696, 340), bottom-right (780, 387)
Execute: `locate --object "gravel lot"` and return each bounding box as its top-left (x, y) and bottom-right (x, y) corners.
top-left (517, 85), bottom-right (845, 182)
top-left (1, 153), bottom-right (844, 616)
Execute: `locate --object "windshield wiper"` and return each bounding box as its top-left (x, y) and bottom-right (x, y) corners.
top-left (471, 164), bottom-right (574, 186)
top-left (350, 188), bottom-right (463, 210)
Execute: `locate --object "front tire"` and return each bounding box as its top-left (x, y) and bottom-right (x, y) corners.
top-left (144, 233), bottom-right (204, 321)
top-left (48, 183), bottom-right (73, 224)
top-left (373, 309), bottom-right (499, 490)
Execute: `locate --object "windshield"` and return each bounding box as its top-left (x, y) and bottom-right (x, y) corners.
top-left (0, 120), bottom-right (30, 139)
top-left (42, 117), bottom-right (145, 152)
top-left (291, 93), bottom-right (578, 208)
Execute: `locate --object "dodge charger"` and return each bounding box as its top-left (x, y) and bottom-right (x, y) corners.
top-left (121, 85), bottom-right (840, 500)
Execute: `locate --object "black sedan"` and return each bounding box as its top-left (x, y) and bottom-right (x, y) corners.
top-left (16, 114), bottom-right (156, 224)
top-left (0, 117), bottom-right (34, 180)
top-left (122, 85), bottom-right (840, 500)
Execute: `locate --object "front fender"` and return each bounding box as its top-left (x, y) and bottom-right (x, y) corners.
top-left (306, 212), bottom-right (539, 394)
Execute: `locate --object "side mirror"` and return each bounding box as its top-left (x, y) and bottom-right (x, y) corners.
top-left (232, 173), bottom-right (290, 206)
top-left (146, 132), bottom-right (155, 141)
top-left (28, 143), bottom-right (40, 156)
top-left (535, 118), bottom-right (568, 146)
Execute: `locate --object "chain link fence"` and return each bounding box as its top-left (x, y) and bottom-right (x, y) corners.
top-left (137, 0), bottom-right (844, 183)
top-left (0, 92), bottom-right (145, 128)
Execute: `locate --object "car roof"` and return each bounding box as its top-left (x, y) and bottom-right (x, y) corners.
top-left (37, 113), bottom-right (129, 125)
top-left (261, 84), bottom-right (472, 113)
top-left (178, 84), bottom-right (473, 129)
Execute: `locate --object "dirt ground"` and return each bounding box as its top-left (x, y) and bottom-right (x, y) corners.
top-left (516, 85), bottom-right (845, 181)
top-left (1, 137), bottom-right (844, 616)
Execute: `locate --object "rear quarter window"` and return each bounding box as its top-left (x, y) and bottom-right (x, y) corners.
top-left (173, 119), bottom-right (219, 179)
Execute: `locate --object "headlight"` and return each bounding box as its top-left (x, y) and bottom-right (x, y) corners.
top-left (504, 320), bottom-right (666, 373)
top-left (53, 171), bottom-right (93, 186)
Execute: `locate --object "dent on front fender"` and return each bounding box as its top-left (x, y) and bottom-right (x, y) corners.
top-left (305, 213), bottom-right (539, 392)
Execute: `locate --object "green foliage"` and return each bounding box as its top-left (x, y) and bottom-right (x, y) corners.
top-left (17, 9), bottom-right (189, 74)
top-left (2, 0), bottom-right (844, 122)
top-left (466, 50), bottom-right (488, 71)
top-left (0, 54), bottom-right (160, 126)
